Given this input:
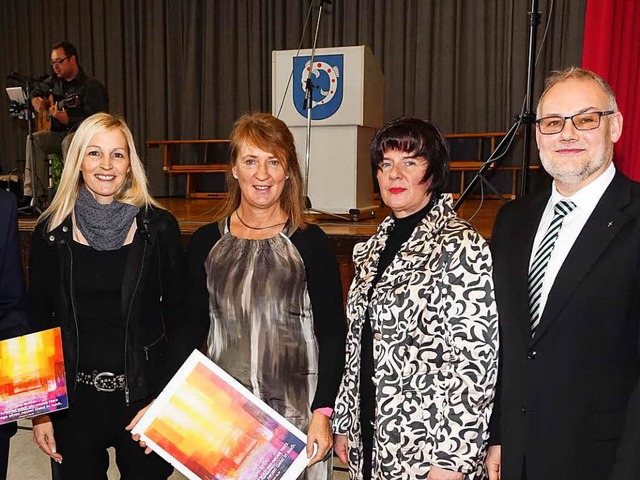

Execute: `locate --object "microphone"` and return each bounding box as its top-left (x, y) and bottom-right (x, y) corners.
top-left (7, 71), bottom-right (24, 82)
top-left (35, 73), bottom-right (54, 83)
top-left (6, 72), bottom-right (54, 86)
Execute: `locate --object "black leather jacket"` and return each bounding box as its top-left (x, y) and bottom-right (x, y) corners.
top-left (28, 206), bottom-right (189, 404)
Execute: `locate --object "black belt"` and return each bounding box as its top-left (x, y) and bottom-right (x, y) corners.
top-left (76, 370), bottom-right (126, 392)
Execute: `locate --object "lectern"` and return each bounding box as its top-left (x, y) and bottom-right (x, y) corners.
top-left (272, 45), bottom-right (384, 214)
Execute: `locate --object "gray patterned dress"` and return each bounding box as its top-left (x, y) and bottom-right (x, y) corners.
top-left (204, 221), bottom-right (331, 480)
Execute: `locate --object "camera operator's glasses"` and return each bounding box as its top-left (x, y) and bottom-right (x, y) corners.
top-left (50, 56), bottom-right (69, 66)
top-left (536, 110), bottom-right (615, 135)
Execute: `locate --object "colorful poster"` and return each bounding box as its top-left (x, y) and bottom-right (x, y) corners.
top-left (0, 327), bottom-right (68, 424)
top-left (132, 350), bottom-right (310, 480)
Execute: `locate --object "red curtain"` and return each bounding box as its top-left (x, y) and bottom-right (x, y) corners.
top-left (582, 0), bottom-right (640, 180)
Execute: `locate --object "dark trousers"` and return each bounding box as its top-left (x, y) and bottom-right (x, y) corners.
top-left (361, 433), bottom-right (373, 480)
top-left (0, 422), bottom-right (17, 480)
top-left (360, 406), bottom-right (373, 480)
top-left (0, 433), bottom-right (9, 480)
top-left (50, 384), bottom-right (172, 480)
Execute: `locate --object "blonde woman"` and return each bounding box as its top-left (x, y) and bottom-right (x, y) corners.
top-left (28, 113), bottom-right (189, 479)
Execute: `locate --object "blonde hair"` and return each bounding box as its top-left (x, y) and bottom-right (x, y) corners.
top-left (38, 113), bottom-right (161, 231)
top-left (216, 112), bottom-right (308, 231)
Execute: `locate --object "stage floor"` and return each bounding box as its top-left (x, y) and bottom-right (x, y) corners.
top-left (18, 197), bottom-right (503, 241)
top-left (16, 196), bottom-right (504, 302)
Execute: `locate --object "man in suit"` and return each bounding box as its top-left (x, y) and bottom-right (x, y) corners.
top-left (486, 67), bottom-right (640, 480)
top-left (0, 189), bottom-right (30, 478)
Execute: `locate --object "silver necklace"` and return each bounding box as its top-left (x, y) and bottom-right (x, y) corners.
top-left (235, 210), bottom-right (287, 231)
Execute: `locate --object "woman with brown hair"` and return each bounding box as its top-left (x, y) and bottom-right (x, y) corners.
top-left (187, 112), bottom-right (346, 479)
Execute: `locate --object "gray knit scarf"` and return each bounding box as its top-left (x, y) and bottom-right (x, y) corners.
top-left (74, 186), bottom-right (140, 251)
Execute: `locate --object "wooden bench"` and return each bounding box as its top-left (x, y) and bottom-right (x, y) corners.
top-left (0, 173), bottom-right (19, 183)
top-left (146, 139), bottom-right (230, 199)
top-left (445, 132), bottom-right (540, 200)
top-left (450, 161), bottom-right (540, 200)
top-left (148, 133), bottom-right (540, 201)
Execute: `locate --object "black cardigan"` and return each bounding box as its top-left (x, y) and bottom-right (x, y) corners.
top-left (186, 222), bottom-right (346, 411)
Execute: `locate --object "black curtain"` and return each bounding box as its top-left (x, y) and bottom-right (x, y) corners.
top-left (0, 0), bottom-right (585, 196)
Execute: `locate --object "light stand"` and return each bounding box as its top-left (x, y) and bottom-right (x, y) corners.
top-left (519, 0), bottom-right (541, 196)
top-left (453, 119), bottom-right (523, 210)
top-left (453, 0), bottom-right (541, 210)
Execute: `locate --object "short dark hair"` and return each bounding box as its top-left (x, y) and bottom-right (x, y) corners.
top-left (51, 41), bottom-right (79, 63)
top-left (370, 116), bottom-right (450, 196)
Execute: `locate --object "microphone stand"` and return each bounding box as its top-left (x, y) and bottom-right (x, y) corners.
top-left (454, 0), bottom-right (541, 209)
top-left (301, 0), bottom-right (324, 204)
top-left (301, 0), bottom-right (353, 221)
top-left (16, 77), bottom-right (44, 216)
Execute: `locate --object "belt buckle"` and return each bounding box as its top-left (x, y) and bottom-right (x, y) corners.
top-left (93, 371), bottom-right (116, 392)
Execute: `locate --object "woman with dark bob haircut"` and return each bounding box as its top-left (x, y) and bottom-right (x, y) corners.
top-left (369, 116), bottom-right (451, 197)
top-left (333, 117), bottom-right (499, 480)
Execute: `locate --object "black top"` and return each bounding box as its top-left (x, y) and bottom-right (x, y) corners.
top-left (32, 70), bottom-right (109, 132)
top-left (71, 241), bottom-right (131, 372)
top-left (360, 198), bottom-right (436, 436)
top-left (28, 207), bottom-right (189, 403)
top-left (187, 222), bottom-right (346, 410)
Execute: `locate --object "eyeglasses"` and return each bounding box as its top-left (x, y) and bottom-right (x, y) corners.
top-left (536, 111), bottom-right (615, 135)
top-left (50, 56), bottom-right (69, 66)
top-left (379, 158), bottom-right (428, 172)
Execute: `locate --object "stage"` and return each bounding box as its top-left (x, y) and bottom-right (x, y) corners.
top-left (18, 196), bottom-right (501, 239)
top-left (17, 197), bottom-right (504, 302)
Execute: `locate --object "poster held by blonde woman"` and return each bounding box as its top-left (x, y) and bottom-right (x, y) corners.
top-left (28, 113), bottom-right (190, 479)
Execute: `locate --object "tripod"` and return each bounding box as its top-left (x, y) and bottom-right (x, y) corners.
top-left (453, 0), bottom-right (541, 210)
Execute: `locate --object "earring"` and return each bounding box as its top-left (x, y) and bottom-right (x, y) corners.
top-left (285, 175), bottom-right (290, 180)
top-left (233, 173), bottom-right (238, 179)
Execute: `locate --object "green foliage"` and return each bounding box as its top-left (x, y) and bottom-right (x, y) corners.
top-left (48, 153), bottom-right (63, 191)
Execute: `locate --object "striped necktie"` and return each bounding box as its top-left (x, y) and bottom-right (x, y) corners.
top-left (528, 200), bottom-right (576, 336)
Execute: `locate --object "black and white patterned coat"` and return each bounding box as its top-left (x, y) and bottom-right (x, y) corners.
top-left (334, 194), bottom-right (499, 479)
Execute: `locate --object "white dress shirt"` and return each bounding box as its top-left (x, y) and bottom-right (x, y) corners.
top-left (528, 163), bottom-right (616, 319)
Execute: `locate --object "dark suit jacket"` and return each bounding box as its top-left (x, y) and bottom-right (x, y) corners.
top-left (490, 171), bottom-right (640, 480)
top-left (0, 190), bottom-right (30, 442)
